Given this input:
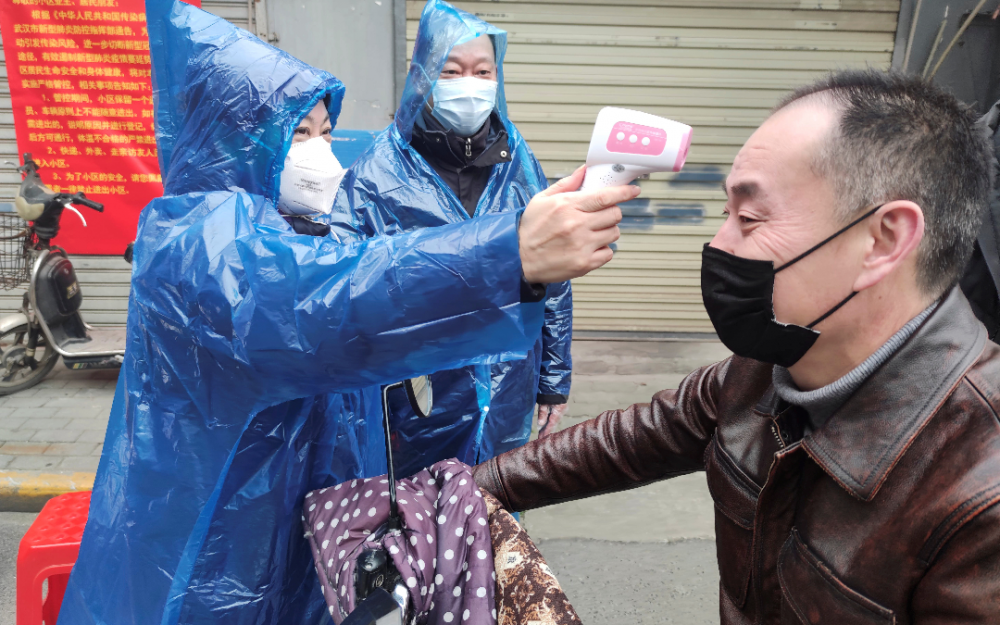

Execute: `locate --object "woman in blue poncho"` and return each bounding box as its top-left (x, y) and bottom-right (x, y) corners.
top-left (56, 1), bottom-right (632, 623)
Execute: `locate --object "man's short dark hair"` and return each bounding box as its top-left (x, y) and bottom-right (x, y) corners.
top-left (776, 69), bottom-right (993, 296)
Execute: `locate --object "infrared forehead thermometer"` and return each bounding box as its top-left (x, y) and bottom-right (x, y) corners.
top-left (580, 107), bottom-right (693, 190)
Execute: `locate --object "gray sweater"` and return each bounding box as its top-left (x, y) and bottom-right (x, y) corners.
top-left (772, 302), bottom-right (938, 433)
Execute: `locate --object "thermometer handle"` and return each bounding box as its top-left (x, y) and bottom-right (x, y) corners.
top-left (580, 164), bottom-right (641, 191)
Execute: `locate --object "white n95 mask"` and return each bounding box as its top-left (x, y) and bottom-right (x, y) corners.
top-left (277, 136), bottom-right (345, 216)
top-left (430, 77), bottom-right (498, 137)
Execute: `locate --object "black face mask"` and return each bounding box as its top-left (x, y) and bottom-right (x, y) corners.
top-left (701, 205), bottom-right (881, 368)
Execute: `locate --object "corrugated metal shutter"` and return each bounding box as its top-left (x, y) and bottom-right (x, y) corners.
top-left (408, 0), bottom-right (900, 333)
top-left (201, 0), bottom-right (252, 31)
top-left (1, 35), bottom-right (17, 209)
top-left (0, 0), bottom-right (250, 324)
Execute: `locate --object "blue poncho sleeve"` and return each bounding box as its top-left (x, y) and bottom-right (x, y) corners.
top-left (537, 280), bottom-right (573, 403)
top-left (133, 190), bottom-right (538, 412)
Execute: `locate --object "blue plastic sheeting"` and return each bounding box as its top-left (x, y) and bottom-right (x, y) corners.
top-left (57, 2), bottom-right (541, 624)
top-left (331, 0), bottom-right (572, 476)
top-left (330, 129), bottom-right (380, 167)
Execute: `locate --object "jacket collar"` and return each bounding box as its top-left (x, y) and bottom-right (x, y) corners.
top-left (791, 288), bottom-right (988, 501)
top-left (282, 214), bottom-right (332, 237)
top-left (411, 109), bottom-right (511, 172)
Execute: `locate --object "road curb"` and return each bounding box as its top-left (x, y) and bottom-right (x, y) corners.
top-left (0, 471), bottom-right (95, 512)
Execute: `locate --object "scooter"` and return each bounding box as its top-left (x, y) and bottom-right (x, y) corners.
top-left (0, 153), bottom-right (128, 395)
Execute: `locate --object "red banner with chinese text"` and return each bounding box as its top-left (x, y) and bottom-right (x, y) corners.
top-left (0, 0), bottom-right (200, 254)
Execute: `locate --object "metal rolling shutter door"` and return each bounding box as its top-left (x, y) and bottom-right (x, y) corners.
top-left (407, 0), bottom-right (900, 333)
top-left (1, 36), bottom-right (18, 208)
top-left (0, 1), bottom-right (249, 324)
top-left (201, 0), bottom-right (252, 30)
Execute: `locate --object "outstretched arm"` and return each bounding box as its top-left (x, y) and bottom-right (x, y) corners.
top-left (134, 192), bottom-right (535, 404)
top-left (132, 168), bottom-right (637, 406)
top-left (474, 359), bottom-right (729, 511)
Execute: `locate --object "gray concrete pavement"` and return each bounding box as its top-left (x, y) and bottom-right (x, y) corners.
top-left (539, 538), bottom-right (719, 625)
top-left (526, 473), bottom-right (715, 543)
top-left (0, 366), bottom-right (117, 473)
top-left (0, 339), bottom-right (730, 623)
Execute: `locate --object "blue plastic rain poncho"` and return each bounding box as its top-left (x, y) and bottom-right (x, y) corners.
top-left (331, 0), bottom-right (572, 476)
top-left (58, 2), bottom-right (542, 624)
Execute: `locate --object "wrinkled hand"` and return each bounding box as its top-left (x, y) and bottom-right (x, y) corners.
top-left (537, 403), bottom-right (568, 438)
top-left (519, 166), bottom-right (638, 284)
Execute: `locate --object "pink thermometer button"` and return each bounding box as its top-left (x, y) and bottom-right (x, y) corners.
top-left (607, 121), bottom-right (667, 156)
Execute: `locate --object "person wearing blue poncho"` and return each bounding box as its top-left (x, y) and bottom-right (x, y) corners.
top-left (56, 1), bottom-right (633, 623)
top-left (331, 0), bottom-right (573, 478)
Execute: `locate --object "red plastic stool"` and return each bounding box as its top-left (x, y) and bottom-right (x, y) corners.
top-left (17, 491), bottom-right (91, 625)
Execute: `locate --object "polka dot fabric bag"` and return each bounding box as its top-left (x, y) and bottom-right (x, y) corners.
top-left (304, 459), bottom-right (496, 624)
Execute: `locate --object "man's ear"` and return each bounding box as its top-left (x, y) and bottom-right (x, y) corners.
top-left (852, 200), bottom-right (925, 292)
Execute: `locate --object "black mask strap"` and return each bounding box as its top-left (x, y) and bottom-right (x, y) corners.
top-left (806, 290), bottom-right (858, 329)
top-left (775, 204), bottom-right (883, 273)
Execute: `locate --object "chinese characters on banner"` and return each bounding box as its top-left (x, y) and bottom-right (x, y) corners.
top-left (0, 0), bottom-right (200, 254)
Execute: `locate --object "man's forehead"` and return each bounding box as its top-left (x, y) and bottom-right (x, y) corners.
top-left (447, 36), bottom-right (495, 63)
top-left (726, 102), bottom-right (838, 193)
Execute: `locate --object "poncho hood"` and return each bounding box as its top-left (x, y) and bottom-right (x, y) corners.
top-left (148, 0), bottom-right (344, 200)
top-left (395, 0), bottom-right (508, 143)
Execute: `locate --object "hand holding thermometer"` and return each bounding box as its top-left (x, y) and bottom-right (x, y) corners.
top-left (580, 107), bottom-right (693, 190)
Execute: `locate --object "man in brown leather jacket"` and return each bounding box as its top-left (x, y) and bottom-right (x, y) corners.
top-left (473, 70), bottom-right (1000, 624)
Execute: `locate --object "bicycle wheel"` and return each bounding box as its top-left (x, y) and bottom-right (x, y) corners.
top-left (0, 323), bottom-right (59, 395)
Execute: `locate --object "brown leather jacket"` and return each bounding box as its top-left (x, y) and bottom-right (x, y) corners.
top-left (473, 288), bottom-right (1000, 624)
